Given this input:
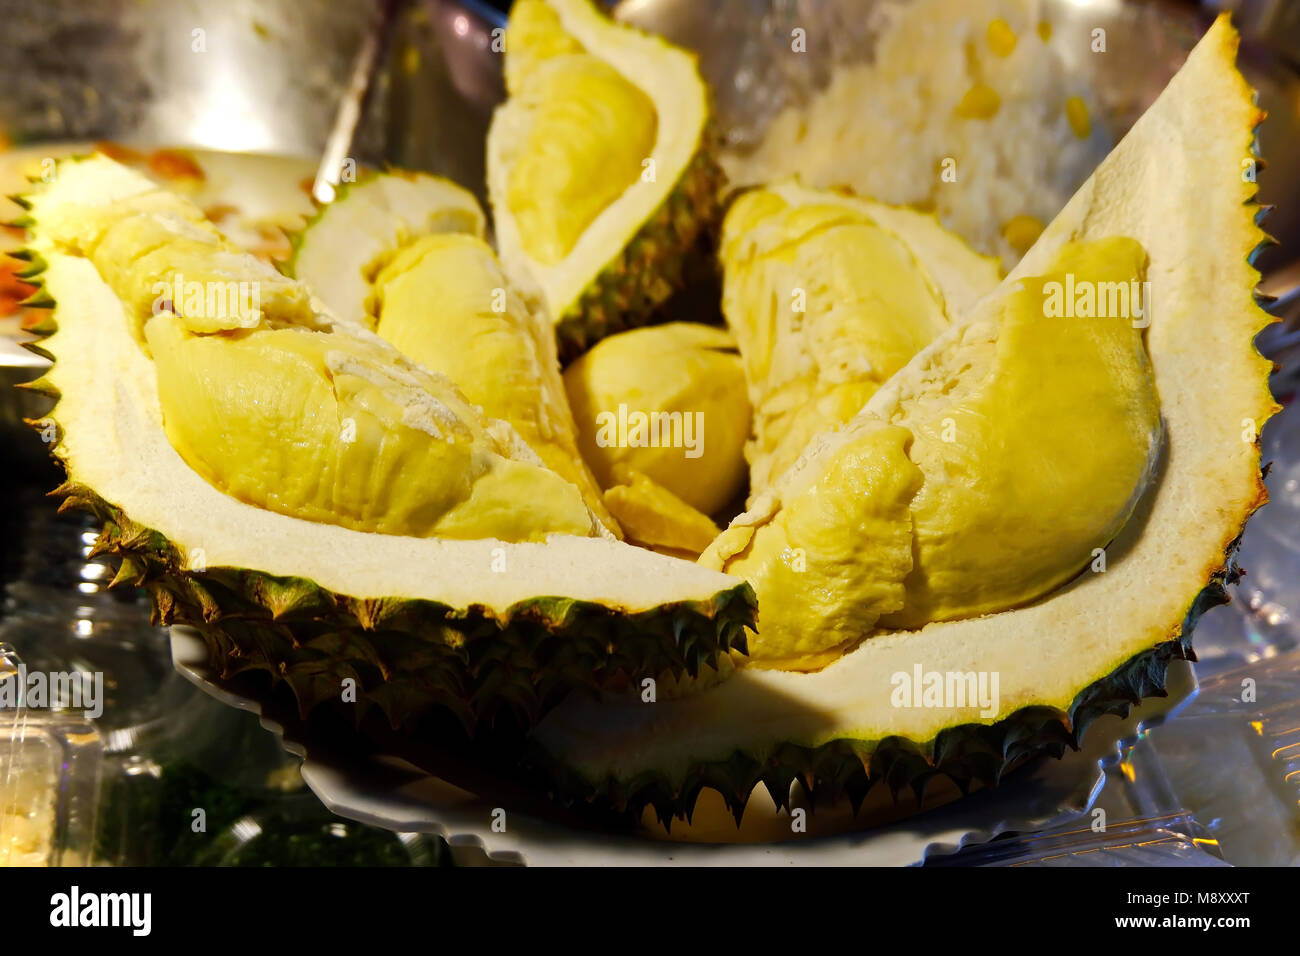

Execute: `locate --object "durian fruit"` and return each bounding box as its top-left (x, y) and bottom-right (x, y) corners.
top-left (487, 0), bottom-right (724, 359)
top-left (18, 155), bottom-right (752, 731)
top-left (289, 169), bottom-right (485, 327)
top-left (292, 172), bottom-right (618, 533)
top-left (602, 466), bottom-right (722, 560)
top-left (532, 16), bottom-right (1277, 824)
top-left (562, 322), bottom-right (750, 556)
top-left (720, 183), bottom-right (1000, 496)
top-left (709, 234), bottom-right (1162, 667)
top-left (143, 310), bottom-right (600, 541)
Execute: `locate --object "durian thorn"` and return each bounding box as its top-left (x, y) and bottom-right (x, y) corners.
top-left (55, 497), bottom-right (90, 517)
top-left (15, 252), bottom-right (47, 279)
top-left (49, 480), bottom-right (91, 502)
top-left (109, 560), bottom-right (141, 589)
top-left (728, 794), bottom-right (746, 828)
top-left (23, 312), bottom-right (57, 335)
top-left (19, 288), bottom-right (55, 308)
top-left (15, 375), bottom-right (60, 398)
top-left (20, 339), bottom-right (54, 360)
top-left (86, 535), bottom-right (113, 559)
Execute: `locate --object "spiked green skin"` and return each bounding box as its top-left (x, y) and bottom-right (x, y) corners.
top-left (60, 480), bottom-right (750, 732)
top-left (527, 562), bottom-right (1240, 828)
top-left (551, 143), bottom-right (725, 363)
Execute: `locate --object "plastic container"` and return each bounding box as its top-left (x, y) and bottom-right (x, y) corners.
top-left (1, 642), bottom-right (104, 866)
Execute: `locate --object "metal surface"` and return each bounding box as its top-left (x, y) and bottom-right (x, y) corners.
top-left (617, 0), bottom-right (1202, 149)
top-left (0, 0), bottom-right (505, 187)
top-left (312, 0), bottom-right (405, 204)
top-left (0, 0), bottom-right (372, 156)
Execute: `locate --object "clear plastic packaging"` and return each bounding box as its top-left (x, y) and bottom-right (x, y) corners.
top-left (1, 642), bottom-right (103, 866)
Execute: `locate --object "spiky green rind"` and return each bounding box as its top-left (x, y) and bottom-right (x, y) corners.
top-left (51, 477), bottom-right (752, 733)
top-left (15, 374), bottom-right (59, 399)
top-left (20, 339), bottom-right (54, 361)
top-left (524, 541), bottom-right (1249, 829)
top-left (553, 141), bottom-right (726, 363)
top-left (19, 287), bottom-right (54, 308)
top-left (13, 251), bottom-right (47, 280)
top-left (21, 311), bottom-right (57, 335)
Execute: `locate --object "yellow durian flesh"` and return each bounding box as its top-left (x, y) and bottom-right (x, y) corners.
top-left (503, 0), bottom-right (585, 96)
top-left (721, 192), bottom-right (951, 495)
top-left (504, 6), bottom-right (658, 266)
top-left (707, 424), bottom-right (923, 663)
top-left (564, 322), bottom-right (751, 516)
top-left (603, 467), bottom-right (720, 557)
top-left (367, 232), bottom-right (617, 532)
top-left (67, 181), bottom-right (598, 544)
top-left (882, 237), bottom-right (1162, 627)
top-left (703, 236), bottom-right (1162, 662)
top-left (71, 190), bottom-right (314, 337)
top-left (143, 313), bottom-right (597, 542)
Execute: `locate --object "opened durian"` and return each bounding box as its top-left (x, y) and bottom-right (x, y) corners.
top-left (487, 0), bottom-right (724, 358)
top-left (532, 15), bottom-right (1276, 822)
top-left (17, 157), bottom-right (751, 731)
top-left (720, 183), bottom-right (1000, 496)
top-left (14, 12), bottom-right (1276, 835)
top-left (289, 169), bottom-right (485, 327)
top-left (563, 322), bottom-right (750, 556)
top-left (290, 171), bottom-right (618, 532)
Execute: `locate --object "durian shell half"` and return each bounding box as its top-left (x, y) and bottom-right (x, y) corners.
top-left (530, 15), bottom-right (1278, 827)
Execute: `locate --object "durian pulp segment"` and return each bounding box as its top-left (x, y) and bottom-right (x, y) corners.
top-left (881, 237), bottom-right (1161, 627)
top-left (367, 232), bottom-right (618, 531)
top-left (287, 170), bottom-right (487, 332)
top-left (721, 185), bottom-right (1000, 497)
top-left (42, 157), bottom-right (597, 542)
top-left (563, 322), bottom-right (752, 515)
top-left (602, 467), bottom-right (721, 558)
top-left (503, 0), bottom-right (584, 96)
top-left (144, 314), bottom-right (596, 540)
top-left (504, 1), bottom-right (658, 266)
top-left (705, 423), bottom-right (923, 663)
top-left (52, 188), bottom-right (315, 338)
top-left (704, 236), bottom-right (1162, 663)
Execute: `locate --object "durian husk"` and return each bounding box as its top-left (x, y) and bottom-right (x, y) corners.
top-left (14, 157), bottom-right (754, 736)
top-left (526, 14), bottom-right (1278, 830)
top-left (551, 143), bottom-right (726, 362)
top-left (487, 0), bottom-right (727, 361)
